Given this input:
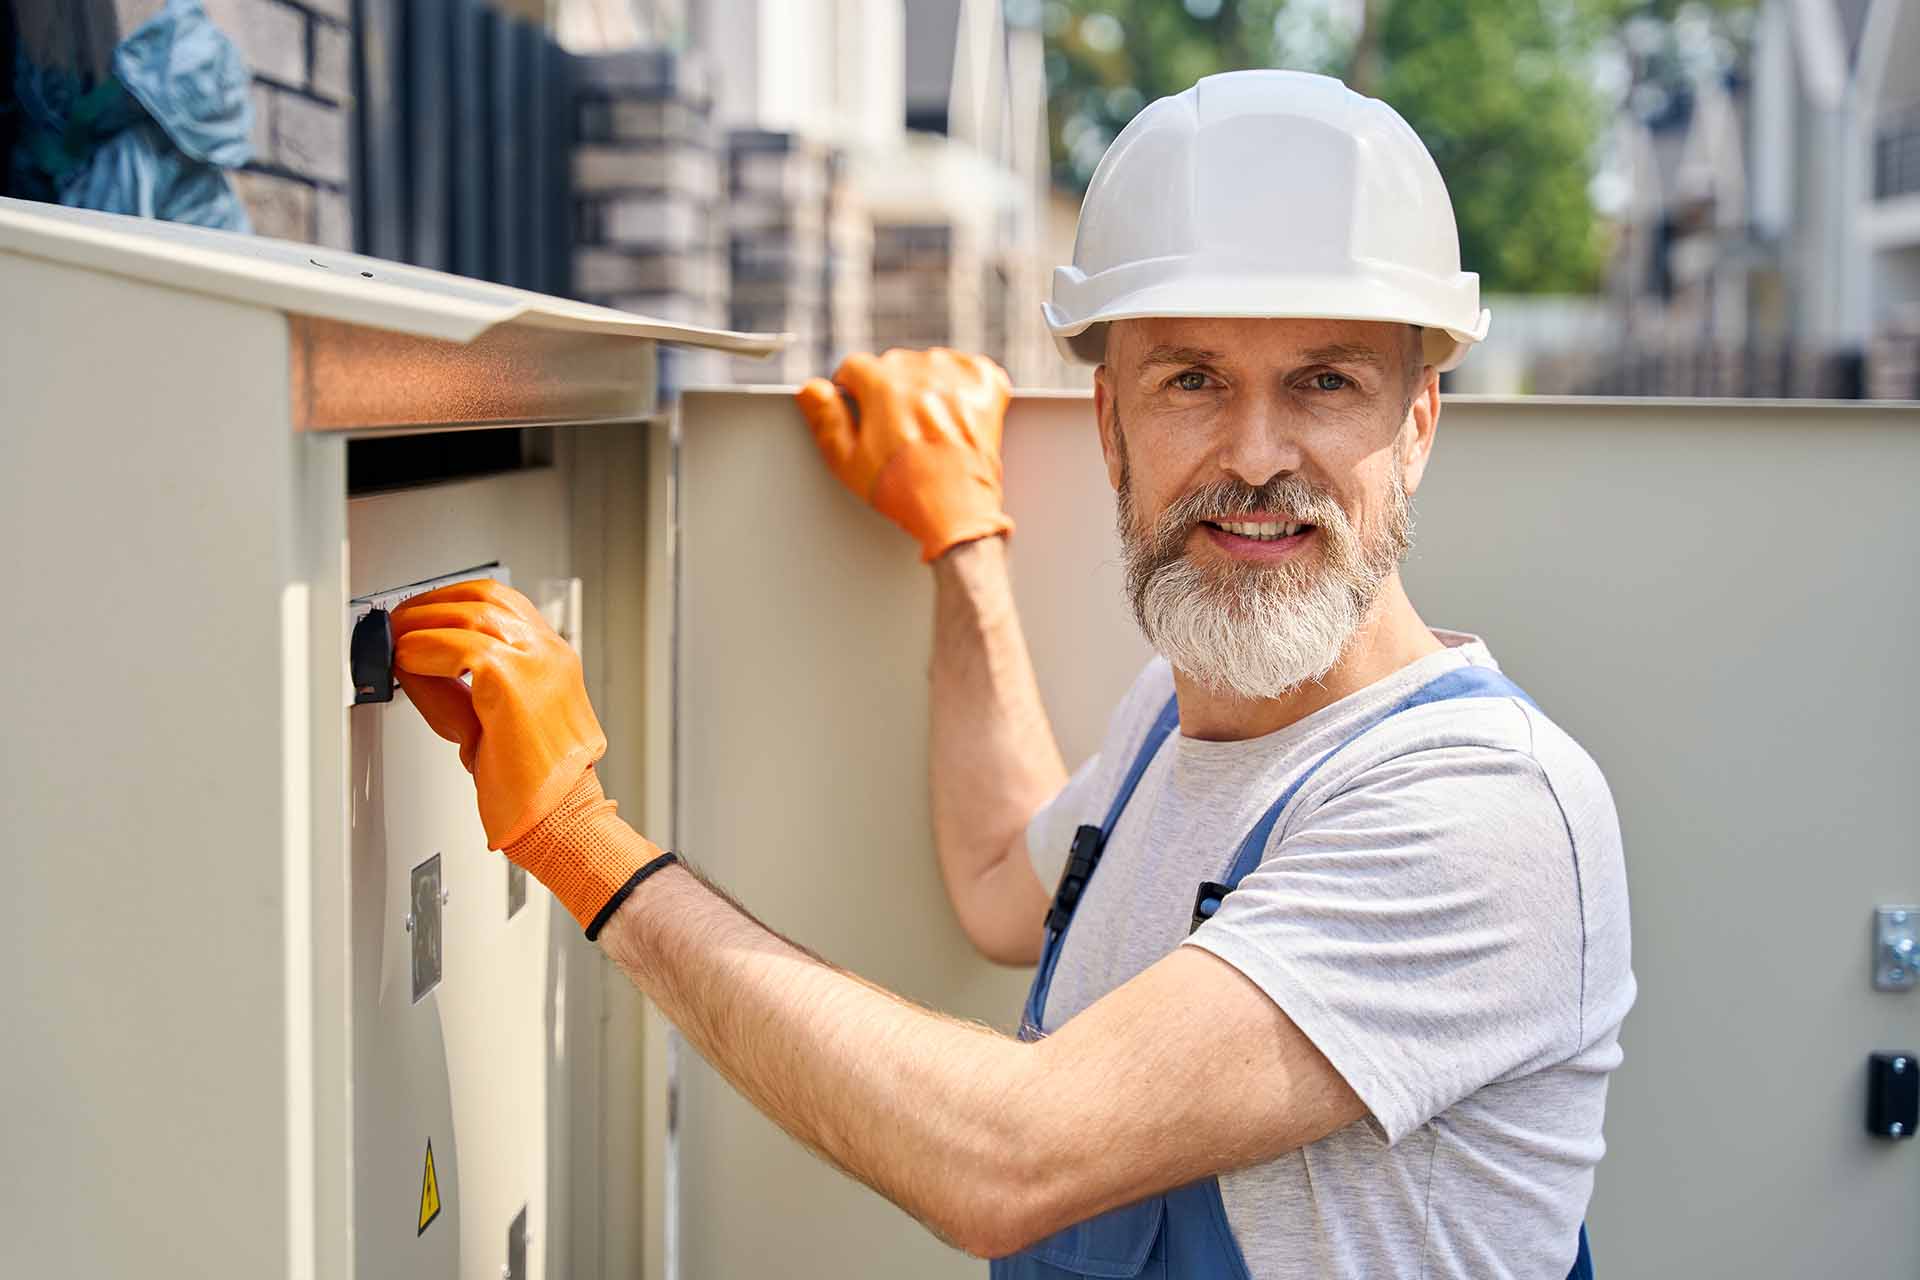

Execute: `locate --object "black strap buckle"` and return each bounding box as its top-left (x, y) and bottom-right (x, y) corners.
top-left (1190, 881), bottom-right (1231, 934)
top-left (1046, 824), bottom-right (1106, 934)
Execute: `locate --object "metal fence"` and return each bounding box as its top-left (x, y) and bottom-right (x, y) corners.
top-left (1874, 102), bottom-right (1920, 201)
top-left (1574, 344), bottom-right (1867, 399)
top-left (352, 0), bottom-right (572, 295)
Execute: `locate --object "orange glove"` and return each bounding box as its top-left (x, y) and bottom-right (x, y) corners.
top-left (796, 347), bottom-right (1015, 562)
top-left (390, 579), bottom-right (672, 936)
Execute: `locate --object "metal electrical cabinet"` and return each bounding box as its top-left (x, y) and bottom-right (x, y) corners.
top-left (0, 197), bottom-right (774, 1280)
top-left (9, 194), bottom-right (1919, 1280)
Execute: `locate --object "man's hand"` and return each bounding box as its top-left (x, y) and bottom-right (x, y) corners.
top-left (797, 347), bottom-right (1015, 563)
top-left (391, 579), bottom-right (667, 935)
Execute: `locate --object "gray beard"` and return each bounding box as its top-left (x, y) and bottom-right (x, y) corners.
top-left (1116, 444), bottom-right (1412, 700)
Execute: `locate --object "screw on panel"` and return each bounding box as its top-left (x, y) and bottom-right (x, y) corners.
top-left (441, 888), bottom-right (451, 905)
top-left (1895, 911), bottom-right (1910, 925)
top-left (1896, 1058), bottom-right (1909, 1073)
top-left (1895, 1122), bottom-right (1907, 1136)
top-left (404, 913), bottom-right (415, 933)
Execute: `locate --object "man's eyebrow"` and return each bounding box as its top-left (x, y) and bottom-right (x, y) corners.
top-left (1136, 345), bottom-right (1224, 370)
top-left (1135, 342), bottom-right (1393, 373)
top-left (1297, 343), bottom-right (1389, 369)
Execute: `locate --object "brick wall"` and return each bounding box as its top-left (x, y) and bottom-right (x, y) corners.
top-left (870, 220), bottom-right (986, 354)
top-left (726, 130), bottom-right (836, 384)
top-left (569, 49), bottom-right (734, 389)
top-left (202, 0), bottom-right (353, 247)
top-left (824, 150), bottom-right (873, 374)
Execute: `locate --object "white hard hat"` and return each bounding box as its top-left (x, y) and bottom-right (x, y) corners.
top-left (1044, 69), bottom-right (1491, 372)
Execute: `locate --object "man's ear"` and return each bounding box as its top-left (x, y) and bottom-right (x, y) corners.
top-left (1093, 365), bottom-right (1124, 492)
top-left (1400, 365), bottom-right (1441, 497)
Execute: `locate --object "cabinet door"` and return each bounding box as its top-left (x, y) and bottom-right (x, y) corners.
top-left (668, 390), bottom-right (1144, 1277)
top-left (347, 463), bottom-right (578, 1280)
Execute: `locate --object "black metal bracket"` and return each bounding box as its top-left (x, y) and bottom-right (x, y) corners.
top-left (1045, 824), bottom-right (1107, 934)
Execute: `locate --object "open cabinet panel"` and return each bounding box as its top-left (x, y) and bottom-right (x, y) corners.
top-left (671, 389), bottom-right (1027, 1276)
top-left (666, 390), bottom-right (1146, 1277)
top-left (994, 395), bottom-right (1155, 768)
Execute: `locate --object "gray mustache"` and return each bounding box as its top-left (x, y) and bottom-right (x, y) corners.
top-left (1153, 475), bottom-right (1348, 539)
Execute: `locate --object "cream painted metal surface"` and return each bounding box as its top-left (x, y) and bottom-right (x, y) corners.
top-left (668, 388), bottom-right (1918, 1277)
top-left (3, 230), bottom-right (332, 1280)
top-left (665, 391), bottom-right (1145, 1276)
top-left (0, 195), bottom-right (786, 351)
top-left (997, 393), bottom-right (1156, 766)
top-left (1, 206), bottom-right (738, 1278)
top-left (347, 471), bottom-right (576, 1279)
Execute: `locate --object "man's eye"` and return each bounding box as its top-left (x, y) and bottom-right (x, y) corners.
top-left (1172, 371), bottom-right (1210, 391)
top-left (1312, 372), bottom-right (1350, 392)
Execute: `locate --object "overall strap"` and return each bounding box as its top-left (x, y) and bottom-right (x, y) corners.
top-left (1190, 665), bottom-right (1532, 930)
top-left (1024, 693), bottom-right (1179, 1037)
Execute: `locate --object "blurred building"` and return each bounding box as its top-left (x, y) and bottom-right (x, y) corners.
top-left (561, 0), bottom-right (1072, 388)
top-left (1589, 0), bottom-right (1920, 398)
top-left (671, 0), bottom-right (1063, 387)
top-left (2, 0), bottom-right (1073, 391)
top-left (1858, 0), bottom-right (1920, 396)
top-left (1442, 295), bottom-right (1616, 397)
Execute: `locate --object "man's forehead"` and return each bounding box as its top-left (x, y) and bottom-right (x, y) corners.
top-left (1107, 316), bottom-right (1412, 369)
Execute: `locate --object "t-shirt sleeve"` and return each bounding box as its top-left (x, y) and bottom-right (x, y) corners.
top-left (1026, 751), bottom-right (1104, 889)
top-left (1183, 744), bottom-right (1585, 1146)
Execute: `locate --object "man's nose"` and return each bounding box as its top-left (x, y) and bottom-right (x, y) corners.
top-left (1214, 396), bottom-right (1306, 489)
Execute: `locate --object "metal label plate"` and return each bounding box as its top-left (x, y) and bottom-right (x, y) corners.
top-left (1876, 905), bottom-right (1918, 991)
top-left (411, 854), bottom-right (444, 1003)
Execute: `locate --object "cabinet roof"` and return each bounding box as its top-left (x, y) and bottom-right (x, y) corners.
top-left (0, 196), bottom-right (785, 354)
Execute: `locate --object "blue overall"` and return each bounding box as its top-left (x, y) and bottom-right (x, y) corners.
top-left (992, 666), bottom-right (1594, 1280)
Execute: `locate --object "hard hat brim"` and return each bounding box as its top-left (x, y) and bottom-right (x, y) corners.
top-left (1043, 275), bottom-right (1491, 373)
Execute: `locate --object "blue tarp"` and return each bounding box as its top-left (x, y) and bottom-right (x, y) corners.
top-left (9, 0), bottom-right (253, 229)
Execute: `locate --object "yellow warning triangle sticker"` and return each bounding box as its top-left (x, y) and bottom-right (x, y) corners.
top-left (418, 1139), bottom-right (442, 1236)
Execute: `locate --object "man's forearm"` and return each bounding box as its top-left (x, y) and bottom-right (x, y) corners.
top-left (597, 862), bottom-right (1039, 1255)
top-left (593, 853), bottom-right (1360, 1260)
top-left (930, 537), bottom-right (1067, 960)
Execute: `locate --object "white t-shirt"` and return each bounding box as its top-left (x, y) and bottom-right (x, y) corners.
top-left (1026, 633), bottom-right (1635, 1280)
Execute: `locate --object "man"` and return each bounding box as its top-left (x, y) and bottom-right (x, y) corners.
top-left (390, 70), bottom-right (1632, 1277)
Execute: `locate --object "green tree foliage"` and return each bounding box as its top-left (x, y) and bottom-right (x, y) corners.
top-left (1036, 0), bottom-right (1641, 294)
top-left (1369, 0), bottom-right (1615, 292)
